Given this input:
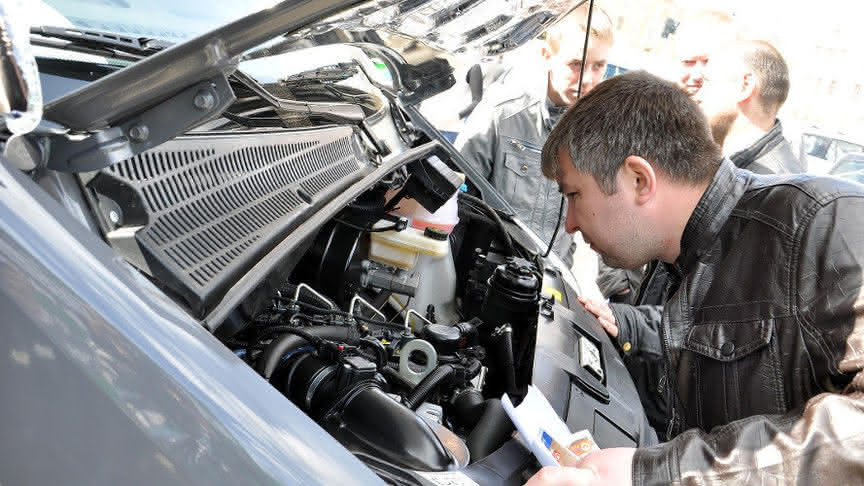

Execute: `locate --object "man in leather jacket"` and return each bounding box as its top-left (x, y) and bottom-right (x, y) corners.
top-left (455, 4), bottom-right (613, 267)
top-left (598, 40), bottom-right (804, 304)
top-left (594, 41), bottom-right (808, 436)
top-left (699, 39), bottom-right (805, 174)
top-left (524, 71), bottom-right (864, 486)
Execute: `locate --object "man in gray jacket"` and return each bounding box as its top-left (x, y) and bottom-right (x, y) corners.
top-left (455, 4), bottom-right (613, 266)
top-left (525, 71), bottom-right (864, 486)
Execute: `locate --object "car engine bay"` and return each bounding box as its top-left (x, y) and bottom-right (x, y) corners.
top-left (3, 6), bottom-right (655, 482)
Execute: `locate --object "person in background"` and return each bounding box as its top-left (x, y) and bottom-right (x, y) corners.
top-left (526, 70), bottom-right (864, 486)
top-left (672, 9), bottom-right (735, 103)
top-left (698, 39), bottom-right (805, 174)
top-left (455, 4), bottom-right (614, 267)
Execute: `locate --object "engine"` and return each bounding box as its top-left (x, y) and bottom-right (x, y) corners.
top-left (216, 155), bottom-right (562, 472)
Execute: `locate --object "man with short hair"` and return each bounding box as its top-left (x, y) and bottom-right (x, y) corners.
top-left (525, 71), bottom-right (864, 486)
top-left (455, 5), bottom-right (613, 265)
top-left (699, 39), bottom-right (804, 174)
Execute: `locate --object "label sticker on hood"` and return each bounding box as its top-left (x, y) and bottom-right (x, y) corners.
top-left (416, 471), bottom-right (480, 486)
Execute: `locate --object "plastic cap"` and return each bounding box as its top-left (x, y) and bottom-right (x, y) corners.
top-left (423, 227), bottom-right (450, 241)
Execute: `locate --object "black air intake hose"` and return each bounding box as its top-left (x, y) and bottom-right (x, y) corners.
top-left (451, 388), bottom-right (485, 430)
top-left (466, 399), bottom-right (515, 461)
top-left (405, 364), bottom-right (455, 410)
top-left (258, 326), bottom-right (356, 379)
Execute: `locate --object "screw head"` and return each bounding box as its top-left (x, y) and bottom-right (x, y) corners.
top-left (108, 210), bottom-right (120, 224)
top-left (193, 90), bottom-right (216, 110)
top-left (128, 124), bottom-right (149, 142)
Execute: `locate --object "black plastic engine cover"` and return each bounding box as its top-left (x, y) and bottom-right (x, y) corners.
top-left (532, 302), bottom-right (657, 448)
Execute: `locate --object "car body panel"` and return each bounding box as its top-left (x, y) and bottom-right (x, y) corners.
top-left (0, 157), bottom-right (383, 486)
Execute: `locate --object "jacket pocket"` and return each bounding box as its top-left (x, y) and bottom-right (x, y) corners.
top-left (679, 319), bottom-right (785, 431)
top-left (500, 145), bottom-right (541, 213)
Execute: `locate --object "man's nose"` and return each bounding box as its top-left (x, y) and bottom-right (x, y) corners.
top-left (565, 208), bottom-right (579, 234)
top-left (691, 64), bottom-right (705, 81)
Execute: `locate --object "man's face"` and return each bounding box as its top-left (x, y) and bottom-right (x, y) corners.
top-left (545, 37), bottom-right (611, 106)
top-left (697, 55), bottom-right (744, 146)
top-left (678, 53), bottom-right (709, 100)
top-left (556, 150), bottom-right (647, 269)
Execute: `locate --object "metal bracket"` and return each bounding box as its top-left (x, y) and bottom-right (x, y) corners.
top-left (45, 75), bottom-right (235, 172)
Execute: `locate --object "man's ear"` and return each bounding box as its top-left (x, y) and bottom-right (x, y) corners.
top-left (621, 155), bottom-right (656, 205)
top-left (739, 72), bottom-right (757, 103)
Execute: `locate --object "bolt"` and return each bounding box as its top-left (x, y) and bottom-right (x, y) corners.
top-left (128, 124), bottom-right (149, 142)
top-left (193, 90), bottom-right (216, 110)
top-left (108, 210), bottom-right (120, 224)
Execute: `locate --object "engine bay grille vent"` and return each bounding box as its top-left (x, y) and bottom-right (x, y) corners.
top-left (89, 125), bottom-right (370, 316)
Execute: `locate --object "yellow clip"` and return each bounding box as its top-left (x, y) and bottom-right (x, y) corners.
top-left (542, 286), bottom-right (563, 304)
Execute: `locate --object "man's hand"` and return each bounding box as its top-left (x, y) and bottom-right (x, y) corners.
top-left (523, 448), bottom-right (635, 486)
top-left (578, 296), bottom-right (618, 338)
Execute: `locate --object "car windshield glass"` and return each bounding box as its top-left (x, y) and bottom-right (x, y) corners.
top-left (40, 0), bottom-right (278, 43)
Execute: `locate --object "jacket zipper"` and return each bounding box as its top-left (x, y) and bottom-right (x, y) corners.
top-left (659, 279), bottom-right (680, 439)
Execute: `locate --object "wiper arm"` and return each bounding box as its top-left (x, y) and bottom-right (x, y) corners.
top-left (30, 25), bottom-right (172, 59)
top-left (232, 70), bottom-right (365, 124)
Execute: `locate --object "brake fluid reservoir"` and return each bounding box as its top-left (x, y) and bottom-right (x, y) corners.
top-left (409, 245), bottom-right (459, 329)
top-left (369, 223), bottom-right (449, 269)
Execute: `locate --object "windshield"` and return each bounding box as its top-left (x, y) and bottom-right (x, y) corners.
top-left (40, 0), bottom-right (279, 43)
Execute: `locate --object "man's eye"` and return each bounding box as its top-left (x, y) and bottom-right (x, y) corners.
top-left (570, 61), bottom-right (583, 69)
top-left (682, 60), bottom-right (696, 67)
top-left (594, 62), bottom-right (607, 70)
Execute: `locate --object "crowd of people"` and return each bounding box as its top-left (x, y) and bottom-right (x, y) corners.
top-left (448, 4), bottom-right (864, 486)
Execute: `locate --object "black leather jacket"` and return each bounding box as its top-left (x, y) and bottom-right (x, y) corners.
top-left (730, 119), bottom-right (805, 174)
top-left (618, 159), bottom-right (864, 484)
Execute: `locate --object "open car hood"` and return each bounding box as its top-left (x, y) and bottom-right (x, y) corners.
top-left (42, 0), bottom-right (585, 133)
top-left (288, 0), bottom-right (585, 57)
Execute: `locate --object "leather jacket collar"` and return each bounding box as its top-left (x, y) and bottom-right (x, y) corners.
top-left (730, 119), bottom-right (785, 170)
top-left (675, 158), bottom-right (747, 275)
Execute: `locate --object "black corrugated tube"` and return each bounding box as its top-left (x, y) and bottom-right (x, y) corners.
top-left (404, 364), bottom-right (455, 410)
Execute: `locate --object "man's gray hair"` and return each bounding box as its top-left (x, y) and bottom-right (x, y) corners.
top-left (541, 71), bottom-right (722, 194)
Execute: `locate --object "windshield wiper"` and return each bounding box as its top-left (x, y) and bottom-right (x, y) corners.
top-left (232, 70), bottom-right (365, 124)
top-left (280, 62), bottom-right (359, 85)
top-left (30, 25), bottom-right (172, 59)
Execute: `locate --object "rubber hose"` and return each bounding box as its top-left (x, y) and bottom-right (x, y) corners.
top-left (358, 336), bottom-right (388, 369)
top-left (458, 192), bottom-right (516, 255)
top-left (404, 364), bottom-right (455, 410)
top-left (382, 366), bottom-right (415, 390)
top-left (258, 326), bottom-right (355, 379)
top-left (466, 399), bottom-right (515, 461)
top-left (495, 326), bottom-right (518, 397)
